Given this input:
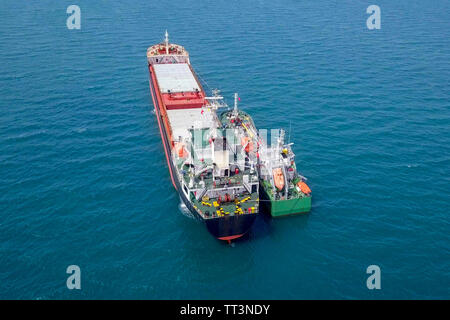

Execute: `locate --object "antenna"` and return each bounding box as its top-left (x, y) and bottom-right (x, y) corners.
top-left (234, 93), bottom-right (239, 116)
top-left (164, 30), bottom-right (169, 54)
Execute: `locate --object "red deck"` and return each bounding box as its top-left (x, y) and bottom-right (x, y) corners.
top-left (162, 91), bottom-right (205, 109)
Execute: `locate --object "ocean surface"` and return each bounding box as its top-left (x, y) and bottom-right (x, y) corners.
top-left (0, 0), bottom-right (449, 299)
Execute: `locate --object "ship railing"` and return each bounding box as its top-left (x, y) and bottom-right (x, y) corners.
top-left (205, 185), bottom-right (247, 196)
top-left (147, 55), bottom-right (189, 65)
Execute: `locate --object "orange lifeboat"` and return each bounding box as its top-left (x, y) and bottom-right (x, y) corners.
top-left (273, 168), bottom-right (285, 191)
top-left (297, 181), bottom-right (311, 195)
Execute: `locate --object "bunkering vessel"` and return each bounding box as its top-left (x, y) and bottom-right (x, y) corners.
top-left (146, 32), bottom-right (259, 241)
top-left (257, 129), bottom-right (312, 217)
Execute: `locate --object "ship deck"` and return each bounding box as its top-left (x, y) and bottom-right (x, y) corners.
top-left (167, 108), bottom-right (216, 141)
top-left (153, 63), bottom-right (200, 93)
top-left (173, 126), bottom-right (259, 219)
top-left (191, 191), bottom-right (258, 218)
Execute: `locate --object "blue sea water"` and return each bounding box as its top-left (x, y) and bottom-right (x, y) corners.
top-left (0, 0), bottom-right (449, 299)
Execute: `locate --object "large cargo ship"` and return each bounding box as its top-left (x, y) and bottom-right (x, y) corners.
top-left (146, 32), bottom-right (259, 241)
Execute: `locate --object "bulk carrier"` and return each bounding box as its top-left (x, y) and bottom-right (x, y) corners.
top-left (146, 32), bottom-right (259, 241)
top-left (146, 32), bottom-right (311, 241)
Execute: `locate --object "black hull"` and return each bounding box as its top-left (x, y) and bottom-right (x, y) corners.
top-left (148, 69), bottom-right (256, 241)
top-left (205, 214), bottom-right (257, 240)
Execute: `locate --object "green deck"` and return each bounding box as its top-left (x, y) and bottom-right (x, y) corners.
top-left (260, 180), bottom-right (311, 217)
top-left (191, 191), bottom-right (259, 218)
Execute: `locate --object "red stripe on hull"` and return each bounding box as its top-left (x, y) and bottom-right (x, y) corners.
top-left (148, 65), bottom-right (177, 190)
top-left (218, 234), bottom-right (244, 241)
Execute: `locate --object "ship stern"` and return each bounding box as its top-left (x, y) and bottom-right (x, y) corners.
top-left (205, 214), bottom-right (257, 241)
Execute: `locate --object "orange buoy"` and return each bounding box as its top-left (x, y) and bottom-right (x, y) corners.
top-left (273, 168), bottom-right (285, 191)
top-left (297, 181), bottom-right (311, 195)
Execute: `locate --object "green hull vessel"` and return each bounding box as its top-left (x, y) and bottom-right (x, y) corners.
top-left (260, 180), bottom-right (311, 217)
top-left (256, 127), bottom-right (312, 218)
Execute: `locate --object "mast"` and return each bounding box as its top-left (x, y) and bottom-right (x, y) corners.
top-left (234, 93), bottom-right (239, 117)
top-left (165, 30), bottom-right (169, 54)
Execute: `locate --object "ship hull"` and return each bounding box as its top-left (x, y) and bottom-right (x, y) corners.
top-left (260, 182), bottom-right (311, 217)
top-left (148, 66), bottom-right (256, 240)
top-left (205, 214), bottom-right (257, 241)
